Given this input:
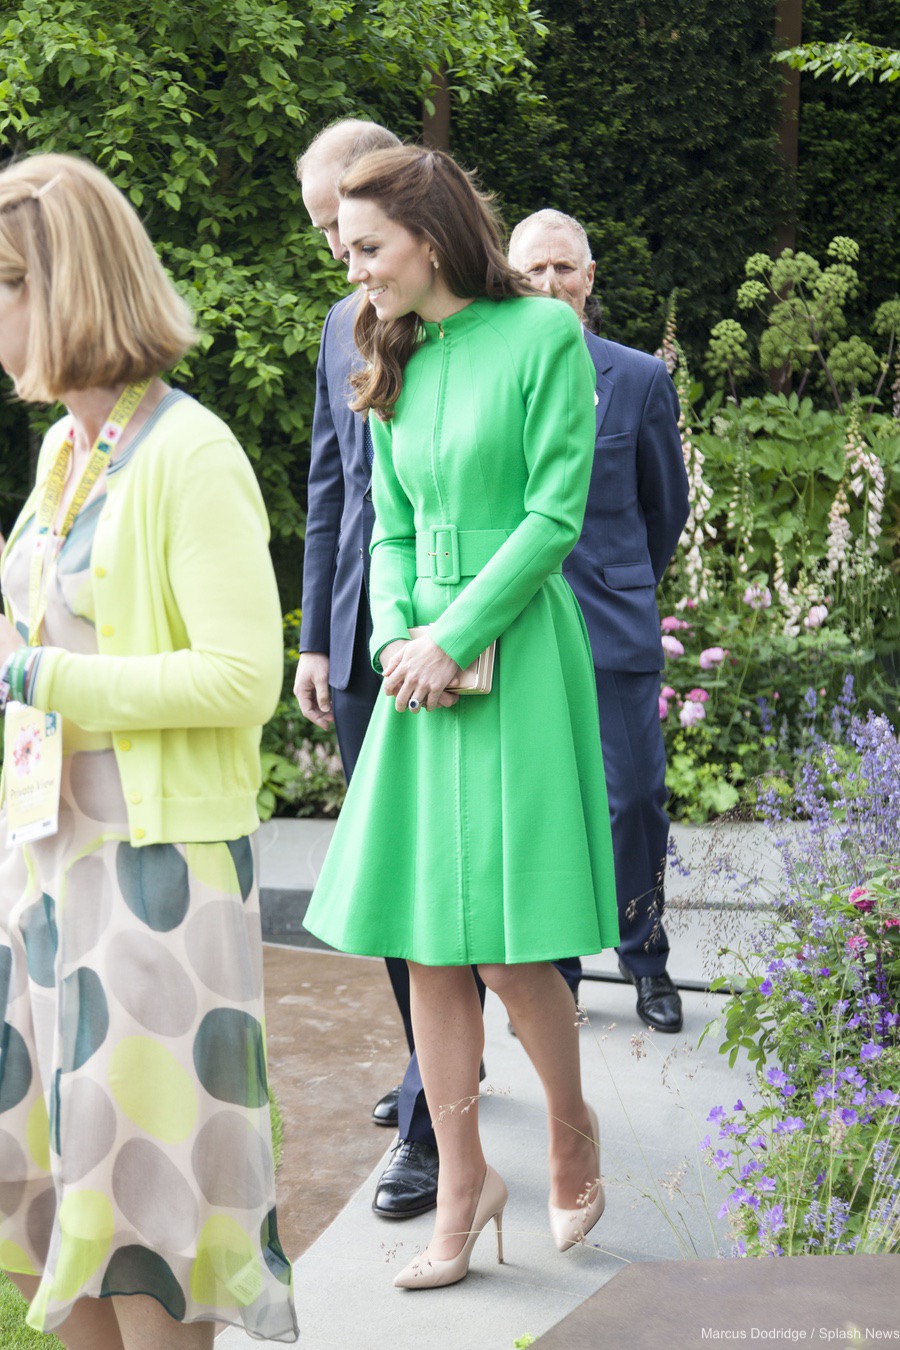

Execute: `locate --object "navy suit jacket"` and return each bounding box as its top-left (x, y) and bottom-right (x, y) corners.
top-left (563, 332), bottom-right (690, 672)
top-left (299, 293), bottom-right (372, 692)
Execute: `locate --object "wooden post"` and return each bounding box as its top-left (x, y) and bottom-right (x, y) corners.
top-left (422, 68), bottom-right (450, 151)
top-left (775, 0), bottom-right (803, 255)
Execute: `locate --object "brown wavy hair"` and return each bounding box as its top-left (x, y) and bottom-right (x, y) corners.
top-left (0, 153), bottom-right (195, 402)
top-left (338, 146), bottom-right (533, 419)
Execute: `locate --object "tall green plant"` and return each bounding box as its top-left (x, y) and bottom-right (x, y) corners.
top-left (707, 237), bottom-right (900, 409)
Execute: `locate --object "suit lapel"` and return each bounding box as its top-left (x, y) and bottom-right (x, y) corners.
top-left (584, 331), bottom-right (616, 434)
top-left (353, 411), bottom-right (367, 477)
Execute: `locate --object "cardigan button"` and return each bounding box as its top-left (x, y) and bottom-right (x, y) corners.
top-left (101, 624), bottom-right (114, 637)
top-left (118, 738), bottom-right (131, 752)
top-left (94, 566), bottom-right (106, 578)
top-left (129, 791), bottom-right (143, 804)
top-left (134, 828), bottom-right (146, 840)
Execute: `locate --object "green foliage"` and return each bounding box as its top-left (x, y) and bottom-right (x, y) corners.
top-left (775, 35), bottom-right (900, 84)
top-left (710, 236), bottom-right (898, 408)
top-left (659, 342), bottom-right (900, 821)
top-left (454, 0), bottom-right (791, 356)
top-left (0, 0), bottom-right (541, 604)
top-left (259, 611), bottom-right (346, 820)
top-left (699, 732), bottom-right (900, 1258)
top-left (794, 2), bottom-right (900, 340)
top-left (706, 320), bottom-right (752, 385)
top-left (0, 1275), bottom-right (63, 1347)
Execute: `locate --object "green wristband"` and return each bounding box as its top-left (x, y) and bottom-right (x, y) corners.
top-left (9, 650), bottom-right (29, 704)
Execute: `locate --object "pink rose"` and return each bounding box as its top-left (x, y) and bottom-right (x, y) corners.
top-left (884, 919), bottom-right (900, 930)
top-left (661, 636), bottom-right (685, 659)
top-left (679, 701), bottom-right (706, 728)
top-left (687, 688), bottom-right (710, 703)
top-left (849, 887), bottom-right (874, 913)
top-left (743, 584), bottom-right (772, 610)
top-left (804, 605), bottom-right (828, 630)
top-left (661, 616), bottom-right (691, 632)
top-left (658, 697), bottom-right (670, 721)
top-left (699, 647), bottom-right (726, 670)
top-left (661, 685), bottom-right (676, 699)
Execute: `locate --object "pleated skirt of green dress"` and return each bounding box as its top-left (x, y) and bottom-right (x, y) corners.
top-left (304, 574), bottom-right (619, 966)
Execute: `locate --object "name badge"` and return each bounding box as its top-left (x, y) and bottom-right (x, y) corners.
top-left (4, 703), bottom-right (63, 845)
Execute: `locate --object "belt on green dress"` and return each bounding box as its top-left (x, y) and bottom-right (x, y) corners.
top-left (414, 524), bottom-right (561, 584)
top-left (415, 525), bottom-right (510, 583)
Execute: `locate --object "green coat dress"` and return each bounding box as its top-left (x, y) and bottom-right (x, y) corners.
top-left (303, 295), bottom-right (619, 966)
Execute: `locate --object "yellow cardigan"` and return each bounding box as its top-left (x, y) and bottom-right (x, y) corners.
top-left (2, 395), bottom-right (283, 846)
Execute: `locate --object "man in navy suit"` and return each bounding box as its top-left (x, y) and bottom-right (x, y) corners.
top-left (295, 120), bottom-right (444, 1217)
top-left (509, 210), bottom-right (690, 1032)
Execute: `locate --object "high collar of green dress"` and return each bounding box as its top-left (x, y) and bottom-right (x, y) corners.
top-left (420, 296), bottom-right (493, 342)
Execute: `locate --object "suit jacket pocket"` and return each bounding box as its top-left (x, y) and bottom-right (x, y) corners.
top-left (601, 562), bottom-right (656, 589)
top-left (595, 431), bottom-right (635, 450)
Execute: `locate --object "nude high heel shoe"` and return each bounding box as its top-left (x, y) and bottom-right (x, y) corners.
top-left (393, 1165), bottom-right (508, 1290)
top-left (548, 1104), bottom-right (604, 1252)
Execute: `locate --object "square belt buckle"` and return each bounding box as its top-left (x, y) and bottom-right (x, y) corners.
top-left (428, 524), bottom-right (460, 584)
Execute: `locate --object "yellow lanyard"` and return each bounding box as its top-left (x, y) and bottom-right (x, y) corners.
top-left (27, 380), bottom-right (150, 645)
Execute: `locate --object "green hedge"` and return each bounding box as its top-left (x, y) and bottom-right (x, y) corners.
top-left (796, 0), bottom-right (900, 329)
top-left (454, 0), bottom-right (792, 356)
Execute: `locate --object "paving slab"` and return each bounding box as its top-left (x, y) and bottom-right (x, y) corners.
top-left (538, 1254), bottom-right (900, 1349)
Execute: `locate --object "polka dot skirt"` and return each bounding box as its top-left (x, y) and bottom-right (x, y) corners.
top-left (0, 507), bottom-right (298, 1340)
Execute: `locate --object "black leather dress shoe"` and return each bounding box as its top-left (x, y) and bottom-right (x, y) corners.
top-left (371, 1084), bottom-right (401, 1128)
top-left (372, 1139), bottom-right (439, 1219)
top-left (618, 959), bottom-right (684, 1033)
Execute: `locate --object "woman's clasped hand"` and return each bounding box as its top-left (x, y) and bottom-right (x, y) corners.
top-left (379, 632), bottom-right (461, 712)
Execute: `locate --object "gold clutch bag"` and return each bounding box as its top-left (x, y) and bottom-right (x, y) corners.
top-left (409, 627), bottom-right (497, 695)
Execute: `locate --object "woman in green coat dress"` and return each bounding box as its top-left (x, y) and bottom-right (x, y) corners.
top-left (303, 147), bottom-right (619, 1288)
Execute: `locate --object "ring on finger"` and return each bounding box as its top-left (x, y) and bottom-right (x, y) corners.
top-left (408, 697), bottom-right (421, 712)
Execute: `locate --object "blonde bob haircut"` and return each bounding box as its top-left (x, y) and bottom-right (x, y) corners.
top-left (0, 153), bottom-right (196, 402)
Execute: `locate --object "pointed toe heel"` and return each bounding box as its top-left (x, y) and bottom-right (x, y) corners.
top-left (393, 1165), bottom-right (508, 1290)
top-left (549, 1104), bottom-right (605, 1252)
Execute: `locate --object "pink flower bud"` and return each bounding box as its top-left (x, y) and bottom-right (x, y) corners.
top-left (661, 636), bottom-right (685, 659)
top-left (661, 685), bottom-right (676, 699)
top-left (679, 701), bottom-right (706, 728)
top-left (687, 688), bottom-right (710, 703)
top-left (804, 605), bottom-right (828, 630)
top-left (699, 646), bottom-right (726, 670)
top-left (743, 584), bottom-right (772, 609)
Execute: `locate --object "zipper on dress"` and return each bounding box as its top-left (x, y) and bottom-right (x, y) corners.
top-left (431, 319), bottom-right (450, 522)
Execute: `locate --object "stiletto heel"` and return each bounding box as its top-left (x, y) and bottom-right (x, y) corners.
top-left (548, 1103), bottom-right (604, 1252)
top-left (393, 1164), bottom-right (509, 1289)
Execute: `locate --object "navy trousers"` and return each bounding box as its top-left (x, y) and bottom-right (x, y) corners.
top-left (331, 594), bottom-right (485, 1147)
top-left (562, 668), bottom-right (671, 985)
